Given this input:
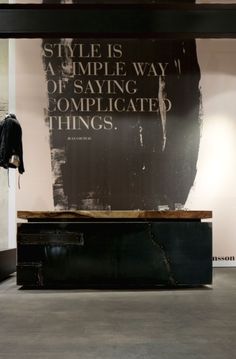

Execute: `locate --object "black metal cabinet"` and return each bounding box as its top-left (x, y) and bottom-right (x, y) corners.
top-left (17, 220), bottom-right (212, 287)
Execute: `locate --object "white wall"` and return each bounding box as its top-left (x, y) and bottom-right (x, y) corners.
top-left (186, 39), bottom-right (236, 266)
top-left (15, 39), bottom-right (54, 211)
top-left (0, 171), bottom-right (8, 250)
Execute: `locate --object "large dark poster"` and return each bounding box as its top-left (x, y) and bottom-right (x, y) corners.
top-left (42, 39), bottom-right (201, 210)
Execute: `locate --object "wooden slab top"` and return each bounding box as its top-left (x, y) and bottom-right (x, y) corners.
top-left (17, 210), bottom-right (212, 220)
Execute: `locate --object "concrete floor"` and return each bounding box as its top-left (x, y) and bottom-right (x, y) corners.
top-left (0, 268), bottom-right (235, 359)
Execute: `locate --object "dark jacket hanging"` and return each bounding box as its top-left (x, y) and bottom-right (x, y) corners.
top-left (0, 113), bottom-right (25, 174)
